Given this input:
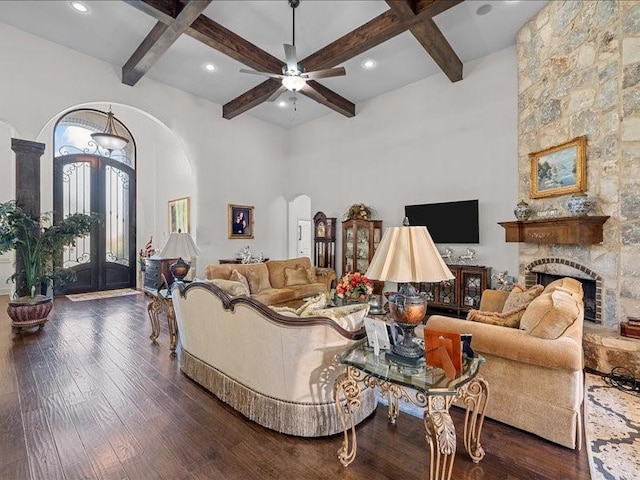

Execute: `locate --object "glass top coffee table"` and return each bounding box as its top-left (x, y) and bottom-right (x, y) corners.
top-left (333, 339), bottom-right (489, 480)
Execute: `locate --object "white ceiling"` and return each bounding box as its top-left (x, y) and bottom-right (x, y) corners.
top-left (0, 0), bottom-right (547, 128)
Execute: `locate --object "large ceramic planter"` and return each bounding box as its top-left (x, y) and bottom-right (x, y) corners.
top-left (7, 295), bottom-right (53, 331)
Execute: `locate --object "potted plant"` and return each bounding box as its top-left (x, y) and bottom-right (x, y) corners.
top-left (0, 201), bottom-right (99, 330)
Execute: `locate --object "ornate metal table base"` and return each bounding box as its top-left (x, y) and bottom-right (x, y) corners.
top-left (334, 366), bottom-right (489, 480)
top-left (146, 294), bottom-right (178, 356)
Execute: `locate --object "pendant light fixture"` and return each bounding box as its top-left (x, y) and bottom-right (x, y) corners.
top-left (91, 106), bottom-right (129, 151)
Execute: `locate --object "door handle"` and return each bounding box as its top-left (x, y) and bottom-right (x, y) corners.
top-left (298, 226), bottom-right (302, 241)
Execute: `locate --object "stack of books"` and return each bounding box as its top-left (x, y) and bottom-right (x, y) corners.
top-left (620, 317), bottom-right (640, 339)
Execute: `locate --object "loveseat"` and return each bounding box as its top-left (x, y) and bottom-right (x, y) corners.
top-left (424, 277), bottom-right (584, 449)
top-left (171, 281), bottom-right (376, 437)
top-left (204, 257), bottom-right (335, 306)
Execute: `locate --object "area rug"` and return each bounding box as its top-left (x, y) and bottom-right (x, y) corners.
top-left (66, 288), bottom-right (141, 302)
top-left (585, 372), bottom-right (640, 480)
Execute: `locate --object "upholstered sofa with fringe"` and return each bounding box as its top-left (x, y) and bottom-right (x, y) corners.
top-left (171, 281), bottom-right (376, 437)
top-left (425, 277), bottom-right (585, 449)
top-left (204, 257), bottom-right (336, 306)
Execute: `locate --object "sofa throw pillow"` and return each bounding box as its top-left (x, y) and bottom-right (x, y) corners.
top-left (543, 277), bottom-right (584, 300)
top-left (502, 284), bottom-right (544, 313)
top-left (206, 279), bottom-right (249, 297)
top-left (269, 305), bottom-right (300, 317)
top-left (519, 291), bottom-right (581, 339)
top-left (229, 269), bottom-right (250, 293)
top-left (302, 304), bottom-right (370, 330)
top-left (467, 306), bottom-right (525, 328)
top-left (305, 267), bottom-right (318, 284)
top-left (246, 268), bottom-right (271, 294)
top-left (298, 293), bottom-right (328, 315)
top-left (284, 267), bottom-right (310, 286)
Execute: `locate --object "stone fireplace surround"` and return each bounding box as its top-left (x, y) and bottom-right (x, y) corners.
top-left (524, 257), bottom-right (602, 323)
top-left (515, 1), bottom-right (640, 378)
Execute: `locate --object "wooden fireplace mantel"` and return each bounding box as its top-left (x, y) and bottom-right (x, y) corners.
top-left (498, 216), bottom-right (609, 245)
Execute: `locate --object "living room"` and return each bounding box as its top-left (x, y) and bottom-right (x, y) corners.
top-left (1, 1), bottom-right (639, 479)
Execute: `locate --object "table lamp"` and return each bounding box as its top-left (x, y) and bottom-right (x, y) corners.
top-left (365, 222), bottom-right (454, 365)
top-left (159, 230), bottom-right (201, 282)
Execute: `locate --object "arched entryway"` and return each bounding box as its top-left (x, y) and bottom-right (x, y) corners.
top-left (53, 109), bottom-right (136, 293)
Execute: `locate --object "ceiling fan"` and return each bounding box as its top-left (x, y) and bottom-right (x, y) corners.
top-left (239, 0), bottom-right (346, 103)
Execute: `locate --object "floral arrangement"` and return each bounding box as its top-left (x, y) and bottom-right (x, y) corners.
top-left (344, 203), bottom-right (375, 221)
top-left (336, 272), bottom-right (374, 300)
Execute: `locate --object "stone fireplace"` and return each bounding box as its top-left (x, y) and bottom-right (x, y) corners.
top-left (515, 2), bottom-right (640, 377)
top-left (524, 257), bottom-right (602, 323)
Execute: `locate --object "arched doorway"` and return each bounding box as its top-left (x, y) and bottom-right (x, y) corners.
top-left (53, 109), bottom-right (136, 293)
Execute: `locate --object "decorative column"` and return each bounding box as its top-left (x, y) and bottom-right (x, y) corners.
top-left (11, 138), bottom-right (46, 297)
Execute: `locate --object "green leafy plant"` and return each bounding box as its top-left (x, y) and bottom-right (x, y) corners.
top-left (0, 201), bottom-right (100, 299)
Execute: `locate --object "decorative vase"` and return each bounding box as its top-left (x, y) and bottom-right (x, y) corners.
top-left (514, 200), bottom-right (532, 221)
top-left (7, 295), bottom-right (53, 331)
top-left (566, 193), bottom-right (594, 217)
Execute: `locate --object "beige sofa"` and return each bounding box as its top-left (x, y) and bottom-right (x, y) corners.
top-left (204, 257), bottom-right (335, 306)
top-left (425, 277), bottom-right (584, 449)
top-left (171, 281), bottom-right (376, 437)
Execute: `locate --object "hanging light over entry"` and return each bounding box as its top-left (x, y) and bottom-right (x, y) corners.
top-left (91, 106), bottom-right (129, 151)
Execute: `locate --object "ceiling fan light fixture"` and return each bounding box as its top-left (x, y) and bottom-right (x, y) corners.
top-left (282, 75), bottom-right (306, 92)
top-left (91, 108), bottom-right (129, 151)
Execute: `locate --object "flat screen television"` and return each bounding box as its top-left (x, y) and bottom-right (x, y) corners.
top-left (404, 199), bottom-right (479, 244)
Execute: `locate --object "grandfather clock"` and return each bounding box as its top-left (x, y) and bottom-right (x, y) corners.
top-left (313, 211), bottom-right (336, 270)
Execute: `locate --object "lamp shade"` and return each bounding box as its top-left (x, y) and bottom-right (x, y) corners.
top-left (159, 231), bottom-right (200, 259)
top-left (365, 226), bottom-right (454, 283)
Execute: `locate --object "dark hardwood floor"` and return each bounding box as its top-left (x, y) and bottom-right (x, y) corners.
top-left (0, 294), bottom-right (590, 479)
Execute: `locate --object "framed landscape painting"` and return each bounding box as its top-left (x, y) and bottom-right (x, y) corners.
top-left (168, 197), bottom-right (190, 233)
top-left (529, 136), bottom-right (587, 199)
top-left (228, 204), bottom-right (254, 239)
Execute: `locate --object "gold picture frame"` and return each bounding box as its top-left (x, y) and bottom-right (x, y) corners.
top-left (529, 135), bottom-right (587, 199)
top-left (228, 204), bottom-right (254, 239)
top-left (168, 197), bottom-right (190, 233)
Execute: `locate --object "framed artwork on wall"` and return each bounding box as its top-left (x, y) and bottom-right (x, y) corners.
top-left (228, 204), bottom-right (254, 239)
top-left (529, 135), bottom-right (587, 199)
top-left (168, 197), bottom-right (190, 233)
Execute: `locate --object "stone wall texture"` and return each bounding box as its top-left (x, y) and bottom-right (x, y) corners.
top-left (517, 0), bottom-right (640, 327)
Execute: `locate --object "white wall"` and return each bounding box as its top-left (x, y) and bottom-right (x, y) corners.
top-left (0, 121), bottom-right (16, 295)
top-left (286, 47), bottom-right (521, 278)
top-left (0, 22), bottom-right (288, 272)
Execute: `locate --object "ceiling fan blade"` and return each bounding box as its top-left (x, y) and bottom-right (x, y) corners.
top-left (283, 44), bottom-right (298, 73)
top-left (267, 86), bottom-right (287, 102)
top-left (239, 68), bottom-right (284, 79)
top-left (303, 66), bottom-right (346, 80)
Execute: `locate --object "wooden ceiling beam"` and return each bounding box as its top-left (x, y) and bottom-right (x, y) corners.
top-left (300, 81), bottom-right (356, 118)
top-left (223, 79), bottom-right (282, 120)
top-left (386, 0), bottom-right (463, 82)
top-left (130, 0), bottom-right (354, 118)
top-left (122, 0), bottom-right (212, 86)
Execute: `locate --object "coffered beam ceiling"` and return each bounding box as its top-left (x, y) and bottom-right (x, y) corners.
top-left (124, 0), bottom-right (465, 120)
top-left (122, 0), bottom-right (212, 86)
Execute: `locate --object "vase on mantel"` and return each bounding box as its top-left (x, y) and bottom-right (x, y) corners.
top-left (566, 193), bottom-right (595, 217)
top-left (514, 200), bottom-right (532, 221)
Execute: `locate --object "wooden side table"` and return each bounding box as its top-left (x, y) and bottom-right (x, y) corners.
top-left (144, 287), bottom-right (178, 356)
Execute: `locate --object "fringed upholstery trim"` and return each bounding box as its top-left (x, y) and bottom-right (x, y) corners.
top-left (181, 349), bottom-right (377, 437)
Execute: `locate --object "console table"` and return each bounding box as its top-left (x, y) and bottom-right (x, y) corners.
top-left (334, 340), bottom-right (489, 480)
top-left (144, 286), bottom-right (178, 356)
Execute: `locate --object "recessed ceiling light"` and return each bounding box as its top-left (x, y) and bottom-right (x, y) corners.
top-left (204, 63), bottom-right (216, 72)
top-left (476, 4), bottom-right (492, 15)
top-left (362, 59), bottom-right (376, 69)
top-left (278, 101), bottom-right (287, 108)
top-left (70, 2), bottom-right (89, 13)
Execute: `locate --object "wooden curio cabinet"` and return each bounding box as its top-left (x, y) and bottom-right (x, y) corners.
top-left (313, 211), bottom-right (336, 270)
top-left (341, 219), bottom-right (382, 276)
top-left (420, 264), bottom-right (490, 318)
